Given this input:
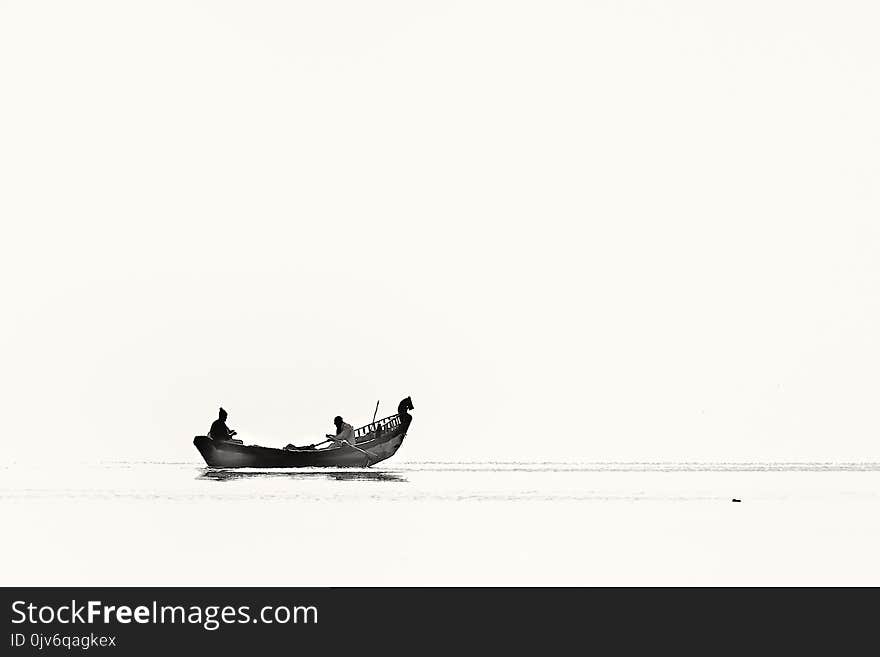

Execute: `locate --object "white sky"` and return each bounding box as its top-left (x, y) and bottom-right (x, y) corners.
top-left (1, 1), bottom-right (878, 463)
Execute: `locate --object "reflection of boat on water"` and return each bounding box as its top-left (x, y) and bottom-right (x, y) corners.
top-left (193, 397), bottom-right (414, 468)
top-left (198, 469), bottom-right (407, 483)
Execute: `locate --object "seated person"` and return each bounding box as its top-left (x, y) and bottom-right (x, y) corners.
top-left (284, 415), bottom-right (355, 451)
top-left (326, 415), bottom-right (355, 447)
top-left (209, 408), bottom-right (238, 442)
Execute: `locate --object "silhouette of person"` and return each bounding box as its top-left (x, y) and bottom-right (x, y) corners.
top-left (325, 415), bottom-right (355, 447)
top-left (209, 407), bottom-right (237, 442)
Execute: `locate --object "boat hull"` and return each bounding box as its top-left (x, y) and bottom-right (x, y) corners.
top-left (193, 418), bottom-right (409, 468)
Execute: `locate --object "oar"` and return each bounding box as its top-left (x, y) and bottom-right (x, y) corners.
top-left (326, 434), bottom-right (379, 465)
top-left (347, 442), bottom-right (379, 466)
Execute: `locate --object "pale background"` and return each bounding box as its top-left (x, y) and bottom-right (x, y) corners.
top-left (2, 1), bottom-right (879, 463)
top-left (1, 2), bottom-right (880, 586)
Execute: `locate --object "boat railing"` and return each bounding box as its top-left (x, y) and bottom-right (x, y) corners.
top-left (353, 413), bottom-right (403, 439)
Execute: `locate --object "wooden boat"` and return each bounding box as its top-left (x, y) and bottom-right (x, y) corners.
top-left (193, 397), bottom-right (414, 468)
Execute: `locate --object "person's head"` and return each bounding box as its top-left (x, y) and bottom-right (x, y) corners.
top-left (334, 415), bottom-right (343, 428)
top-left (219, 408), bottom-right (228, 421)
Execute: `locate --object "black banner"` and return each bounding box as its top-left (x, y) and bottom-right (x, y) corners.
top-left (0, 588), bottom-right (871, 654)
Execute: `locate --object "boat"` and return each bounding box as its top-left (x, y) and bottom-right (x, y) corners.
top-left (193, 396), bottom-right (414, 468)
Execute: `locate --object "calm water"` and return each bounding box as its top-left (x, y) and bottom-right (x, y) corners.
top-left (2, 461), bottom-right (880, 585)
top-left (3, 460), bottom-right (880, 502)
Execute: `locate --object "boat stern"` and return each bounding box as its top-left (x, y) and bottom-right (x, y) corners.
top-left (193, 435), bottom-right (217, 466)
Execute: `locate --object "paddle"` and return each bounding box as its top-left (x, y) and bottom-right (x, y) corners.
top-left (325, 433), bottom-right (378, 465)
top-left (286, 439), bottom-right (377, 464)
top-left (347, 442), bottom-right (379, 466)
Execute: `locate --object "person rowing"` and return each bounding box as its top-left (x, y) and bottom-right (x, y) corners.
top-left (326, 415), bottom-right (355, 448)
top-left (325, 415), bottom-right (379, 464)
top-left (284, 416), bottom-right (353, 450)
top-left (285, 415), bottom-right (377, 463)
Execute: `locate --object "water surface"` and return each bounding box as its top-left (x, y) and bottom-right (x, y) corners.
top-left (2, 461), bottom-right (879, 586)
